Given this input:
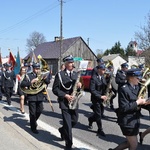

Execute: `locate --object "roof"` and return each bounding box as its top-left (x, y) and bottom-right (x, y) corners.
top-left (24, 36), bottom-right (83, 60)
top-left (102, 54), bottom-right (120, 61)
top-left (136, 50), bottom-right (143, 56)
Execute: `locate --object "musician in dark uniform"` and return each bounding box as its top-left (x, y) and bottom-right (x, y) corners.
top-left (106, 65), bottom-right (117, 110)
top-left (90, 58), bottom-right (105, 118)
top-left (115, 62), bottom-right (129, 91)
top-left (91, 58), bottom-right (104, 76)
top-left (109, 68), bottom-right (147, 150)
top-left (88, 64), bottom-right (107, 137)
top-left (20, 63), bottom-right (50, 134)
top-left (2, 63), bottom-right (16, 105)
top-left (0, 65), bottom-right (3, 100)
top-left (52, 55), bottom-right (82, 150)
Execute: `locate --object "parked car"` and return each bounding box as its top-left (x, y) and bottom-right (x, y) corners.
top-left (80, 68), bottom-right (92, 90)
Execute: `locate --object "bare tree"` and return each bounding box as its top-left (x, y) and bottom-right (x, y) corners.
top-left (135, 12), bottom-right (150, 50)
top-left (134, 12), bottom-right (150, 66)
top-left (26, 31), bottom-right (46, 53)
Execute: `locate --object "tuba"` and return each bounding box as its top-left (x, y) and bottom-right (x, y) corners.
top-left (21, 71), bottom-right (47, 95)
top-left (21, 56), bottom-right (50, 95)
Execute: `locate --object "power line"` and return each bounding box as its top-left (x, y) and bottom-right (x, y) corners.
top-left (0, 2), bottom-right (60, 35)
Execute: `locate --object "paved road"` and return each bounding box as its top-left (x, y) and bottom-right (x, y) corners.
top-left (0, 80), bottom-right (150, 150)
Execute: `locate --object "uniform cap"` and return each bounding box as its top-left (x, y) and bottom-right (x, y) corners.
top-left (24, 63), bottom-right (29, 67)
top-left (97, 58), bottom-right (104, 63)
top-left (105, 68), bottom-right (111, 74)
top-left (5, 63), bottom-right (11, 67)
top-left (126, 68), bottom-right (142, 78)
top-left (32, 63), bottom-right (40, 69)
top-left (108, 65), bottom-right (113, 69)
top-left (63, 55), bottom-right (74, 63)
top-left (138, 64), bottom-right (144, 69)
top-left (121, 63), bottom-right (129, 68)
top-left (97, 64), bottom-right (106, 70)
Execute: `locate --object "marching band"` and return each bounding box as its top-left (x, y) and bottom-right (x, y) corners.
top-left (0, 54), bottom-right (150, 150)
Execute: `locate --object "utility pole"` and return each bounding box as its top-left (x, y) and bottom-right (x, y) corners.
top-left (60, 0), bottom-right (63, 68)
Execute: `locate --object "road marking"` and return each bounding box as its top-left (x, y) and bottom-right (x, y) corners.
top-left (0, 101), bottom-right (98, 150)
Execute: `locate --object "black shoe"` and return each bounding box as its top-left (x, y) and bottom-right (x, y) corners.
top-left (58, 128), bottom-right (65, 140)
top-left (97, 130), bottom-right (106, 137)
top-left (108, 149), bottom-right (114, 150)
top-left (65, 144), bottom-right (72, 150)
top-left (65, 147), bottom-right (72, 150)
top-left (139, 132), bottom-right (143, 144)
top-left (88, 118), bottom-right (93, 129)
top-left (101, 114), bottom-right (106, 118)
top-left (90, 105), bottom-right (94, 111)
top-left (8, 102), bottom-right (11, 106)
top-left (31, 129), bottom-right (39, 134)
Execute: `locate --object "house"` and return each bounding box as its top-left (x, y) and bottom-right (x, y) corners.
top-left (24, 36), bottom-right (97, 75)
top-left (102, 54), bottom-right (126, 74)
top-left (128, 41), bottom-right (144, 56)
top-left (128, 41), bottom-right (145, 67)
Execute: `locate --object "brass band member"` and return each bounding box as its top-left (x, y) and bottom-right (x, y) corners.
top-left (2, 63), bottom-right (16, 105)
top-left (115, 63), bottom-right (129, 91)
top-left (90, 58), bottom-right (105, 118)
top-left (88, 64), bottom-right (107, 137)
top-left (20, 63), bottom-right (50, 134)
top-left (105, 65), bottom-right (117, 110)
top-left (109, 68), bottom-right (147, 150)
top-left (52, 55), bottom-right (82, 150)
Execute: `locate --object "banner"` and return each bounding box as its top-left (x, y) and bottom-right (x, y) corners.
top-left (8, 50), bottom-right (16, 70)
top-left (14, 51), bottom-right (21, 75)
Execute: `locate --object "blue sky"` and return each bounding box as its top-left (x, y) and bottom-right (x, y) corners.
top-left (0, 0), bottom-right (150, 58)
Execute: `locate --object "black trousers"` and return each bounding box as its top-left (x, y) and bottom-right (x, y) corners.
top-left (60, 109), bottom-right (78, 147)
top-left (4, 87), bottom-right (13, 104)
top-left (110, 87), bottom-right (117, 106)
top-left (0, 86), bottom-right (3, 99)
top-left (89, 101), bottom-right (103, 131)
top-left (28, 101), bottom-right (43, 130)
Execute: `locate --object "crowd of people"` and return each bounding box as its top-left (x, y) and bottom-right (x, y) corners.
top-left (0, 55), bottom-right (150, 150)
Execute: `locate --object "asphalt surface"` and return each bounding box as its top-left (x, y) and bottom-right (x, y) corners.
top-left (0, 97), bottom-right (97, 150)
top-left (0, 87), bottom-right (150, 150)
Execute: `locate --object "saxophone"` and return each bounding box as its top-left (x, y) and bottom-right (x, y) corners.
top-left (68, 70), bottom-right (83, 109)
top-left (102, 60), bottom-right (114, 107)
top-left (102, 75), bottom-right (114, 107)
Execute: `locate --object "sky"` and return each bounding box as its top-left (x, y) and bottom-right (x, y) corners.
top-left (0, 0), bottom-right (150, 58)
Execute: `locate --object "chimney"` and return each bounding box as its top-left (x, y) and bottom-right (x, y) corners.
top-left (54, 36), bottom-right (60, 42)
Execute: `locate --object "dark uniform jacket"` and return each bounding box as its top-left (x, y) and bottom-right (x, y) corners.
top-left (115, 70), bottom-right (127, 89)
top-left (118, 82), bottom-right (141, 128)
top-left (0, 70), bottom-right (3, 86)
top-left (20, 72), bottom-right (50, 101)
top-left (52, 69), bottom-right (78, 109)
top-left (90, 74), bottom-right (107, 103)
top-left (91, 66), bottom-right (98, 76)
top-left (2, 70), bottom-right (16, 88)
